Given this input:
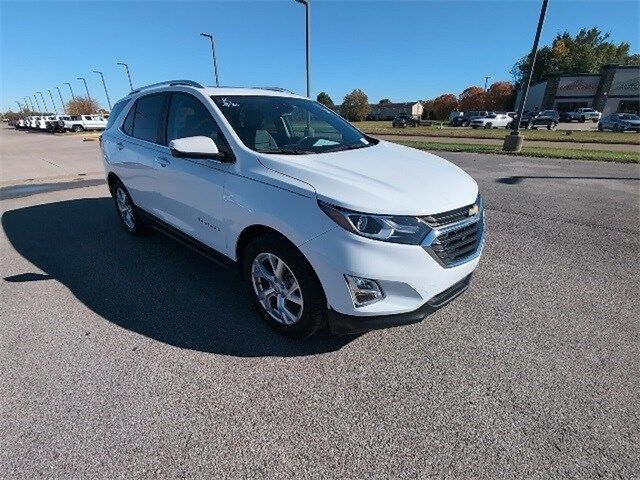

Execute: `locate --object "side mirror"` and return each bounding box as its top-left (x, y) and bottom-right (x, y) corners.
top-left (169, 136), bottom-right (230, 161)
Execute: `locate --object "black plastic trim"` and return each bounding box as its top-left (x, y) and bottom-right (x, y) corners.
top-left (137, 209), bottom-right (237, 272)
top-left (327, 274), bottom-right (472, 335)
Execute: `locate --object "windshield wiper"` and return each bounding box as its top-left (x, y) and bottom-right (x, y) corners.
top-left (262, 148), bottom-right (316, 155)
top-left (324, 142), bottom-right (371, 153)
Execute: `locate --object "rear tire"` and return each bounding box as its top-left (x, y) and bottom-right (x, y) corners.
top-left (72, 124), bottom-right (84, 132)
top-left (579, 116), bottom-right (586, 123)
top-left (484, 122), bottom-right (492, 129)
top-left (110, 179), bottom-right (150, 235)
top-left (547, 122), bottom-right (557, 130)
top-left (242, 232), bottom-right (327, 338)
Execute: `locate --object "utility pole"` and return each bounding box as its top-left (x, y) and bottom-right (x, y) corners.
top-left (77, 77), bottom-right (91, 100)
top-left (200, 33), bottom-right (220, 87)
top-left (93, 70), bottom-right (112, 110)
top-left (56, 86), bottom-right (66, 113)
top-left (64, 82), bottom-right (76, 100)
top-left (503, 0), bottom-right (549, 152)
top-left (117, 62), bottom-right (134, 90)
top-left (295, 0), bottom-right (311, 98)
top-left (48, 89), bottom-right (58, 114)
top-left (37, 91), bottom-right (49, 113)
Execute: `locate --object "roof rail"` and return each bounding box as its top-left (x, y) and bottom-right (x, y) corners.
top-left (129, 80), bottom-right (203, 95)
top-left (252, 86), bottom-right (295, 94)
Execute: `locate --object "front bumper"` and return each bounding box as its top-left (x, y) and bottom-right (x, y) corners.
top-left (328, 274), bottom-right (472, 334)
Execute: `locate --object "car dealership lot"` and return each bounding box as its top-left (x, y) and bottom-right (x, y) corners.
top-left (1, 127), bottom-right (639, 478)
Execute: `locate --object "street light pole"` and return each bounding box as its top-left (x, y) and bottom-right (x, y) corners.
top-left (47, 89), bottom-right (58, 114)
top-left (93, 70), bottom-right (112, 110)
top-left (484, 76), bottom-right (491, 91)
top-left (77, 77), bottom-right (91, 100)
top-left (295, 0), bottom-right (311, 98)
top-left (56, 86), bottom-right (66, 113)
top-left (200, 33), bottom-right (220, 87)
top-left (33, 95), bottom-right (41, 113)
top-left (117, 62), bottom-right (134, 90)
top-left (24, 97), bottom-right (33, 112)
top-left (503, 0), bottom-right (549, 151)
top-left (16, 101), bottom-right (22, 112)
top-left (64, 82), bottom-right (76, 100)
top-left (37, 91), bottom-right (49, 113)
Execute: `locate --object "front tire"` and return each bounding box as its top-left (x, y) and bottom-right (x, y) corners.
top-left (243, 233), bottom-right (327, 338)
top-left (579, 116), bottom-right (586, 123)
top-left (547, 122), bottom-right (557, 130)
top-left (484, 122), bottom-right (492, 129)
top-left (72, 124), bottom-right (84, 132)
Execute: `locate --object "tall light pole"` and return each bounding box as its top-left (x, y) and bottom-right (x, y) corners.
top-left (64, 82), bottom-right (76, 100)
top-left (200, 33), bottom-right (220, 87)
top-left (484, 76), bottom-right (492, 91)
top-left (56, 86), bottom-right (66, 113)
top-left (93, 70), bottom-right (112, 110)
top-left (37, 91), bottom-right (49, 113)
top-left (503, 0), bottom-right (549, 151)
top-left (117, 62), bottom-right (134, 91)
top-left (16, 100), bottom-right (23, 112)
top-left (77, 77), bottom-right (91, 100)
top-left (33, 94), bottom-right (41, 113)
top-left (295, 0), bottom-right (311, 98)
top-left (47, 89), bottom-right (58, 114)
top-left (24, 97), bottom-right (33, 111)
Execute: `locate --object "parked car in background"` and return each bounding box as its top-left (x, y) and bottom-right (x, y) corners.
top-left (451, 111), bottom-right (492, 127)
top-left (598, 113), bottom-right (640, 132)
top-left (517, 110), bottom-right (560, 130)
top-left (558, 111), bottom-right (573, 122)
top-left (392, 114), bottom-right (420, 127)
top-left (62, 114), bottom-right (108, 132)
top-left (566, 107), bottom-right (601, 123)
top-left (448, 111), bottom-right (464, 122)
top-left (101, 81), bottom-right (485, 338)
top-left (470, 113), bottom-right (512, 129)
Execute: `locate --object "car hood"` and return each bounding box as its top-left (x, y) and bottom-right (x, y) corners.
top-left (256, 141), bottom-right (478, 215)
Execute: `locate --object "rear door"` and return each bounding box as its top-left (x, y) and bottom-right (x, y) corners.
top-left (109, 93), bottom-right (170, 212)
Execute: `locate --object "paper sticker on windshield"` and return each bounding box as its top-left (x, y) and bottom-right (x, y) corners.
top-left (221, 97), bottom-right (239, 108)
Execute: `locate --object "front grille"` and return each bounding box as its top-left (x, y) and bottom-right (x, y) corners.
top-left (421, 203), bottom-right (474, 227)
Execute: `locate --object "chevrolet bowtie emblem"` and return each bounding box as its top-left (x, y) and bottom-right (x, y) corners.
top-left (469, 204), bottom-right (479, 216)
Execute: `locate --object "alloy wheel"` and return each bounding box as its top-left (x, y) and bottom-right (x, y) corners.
top-left (251, 253), bottom-right (303, 325)
top-left (115, 187), bottom-right (135, 230)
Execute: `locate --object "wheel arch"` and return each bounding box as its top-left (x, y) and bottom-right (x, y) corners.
top-left (106, 171), bottom-right (121, 196)
top-left (235, 224), bottom-right (295, 267)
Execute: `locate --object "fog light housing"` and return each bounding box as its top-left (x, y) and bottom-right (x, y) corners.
top-left (345, 275), bottom-right (384, 307)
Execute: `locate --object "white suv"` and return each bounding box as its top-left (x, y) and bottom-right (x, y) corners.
top-left (62, 114), bottom-right (108, 132)
top-left (101, 80), bottom-right (485, 337)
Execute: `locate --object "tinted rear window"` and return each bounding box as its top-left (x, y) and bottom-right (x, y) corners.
top-left (129, 93), bottom-right (167, 144)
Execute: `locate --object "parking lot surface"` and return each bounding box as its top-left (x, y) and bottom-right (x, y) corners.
top-left (1, 127), bottom-right (639, 478)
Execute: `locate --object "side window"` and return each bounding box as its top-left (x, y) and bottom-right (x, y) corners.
top-left (84, 116), bottom-right (91, 121)
top-left (166, 92), bottom-right (224, 148)
top-left (122, 104), bottom-right (135, 135)
top-left (131, 93), bottom-right (167, 144)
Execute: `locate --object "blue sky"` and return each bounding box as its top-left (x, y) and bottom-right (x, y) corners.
top-left (1, 0), bottom-right (638, 112)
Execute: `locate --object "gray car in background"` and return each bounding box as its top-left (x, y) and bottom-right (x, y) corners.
top-left (598, 113), bottom-right (640, 132)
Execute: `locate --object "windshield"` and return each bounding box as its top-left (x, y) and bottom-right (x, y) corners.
top-left (211, 95), bottom-right (376, 154)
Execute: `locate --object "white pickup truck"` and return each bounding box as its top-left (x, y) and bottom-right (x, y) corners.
top-left (61, 114), bottom-right (108, 132)
top-left (566, 107), bottom-right (601, 123)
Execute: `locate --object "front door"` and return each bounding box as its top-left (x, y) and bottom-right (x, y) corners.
top-left (154, 91), bottom-right (232, 253)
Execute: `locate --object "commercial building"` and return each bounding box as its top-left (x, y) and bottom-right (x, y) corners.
top-left (515, 65), bottom-right (639, 115)
top-left (368, 102), bottom-right (424, 120)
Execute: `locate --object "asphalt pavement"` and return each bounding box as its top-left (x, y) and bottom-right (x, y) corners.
top-left (1, 126), bottom-right (639, 478)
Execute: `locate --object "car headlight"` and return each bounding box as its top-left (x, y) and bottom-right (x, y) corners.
top-left (318, 202), bottom-right (431, 244)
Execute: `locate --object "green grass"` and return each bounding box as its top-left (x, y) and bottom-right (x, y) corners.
top-left (394, 140), bottom-right (640, 163)
top-left (354, 121), bottom-right (640, 145)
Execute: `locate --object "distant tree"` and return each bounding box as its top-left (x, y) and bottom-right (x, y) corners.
top-left (432, 94), bottom-right (459, 119)
top-left (421, 99), bottom-right (435, 120)
top-left (66, 97), bottom-right (100, 115)
top-left (340, 89), bottom-right (371, 121)
top-left (512, 27), bottom-right (640, 87)
top-left (378, 98), bottom-right (392, 104)
top-left (484, 82), bottom-right (515, 111)
top-left (316, 92), bottom-right (334, 107)
top-left (459, 86), bottom-right (485, 112)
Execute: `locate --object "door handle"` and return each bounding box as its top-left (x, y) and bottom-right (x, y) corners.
top-left (154, 156), bottom-right (170, 168)
top-left (116, 142), bottom-right (124, 150)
